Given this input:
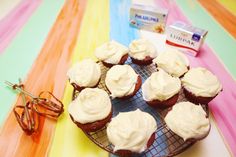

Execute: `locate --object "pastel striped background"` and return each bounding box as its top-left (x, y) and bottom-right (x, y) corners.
top-left (0, 0), bottom-right (235, 157)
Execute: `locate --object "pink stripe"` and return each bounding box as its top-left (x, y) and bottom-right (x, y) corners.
top-left (0, 0), bottom-right (41, 54)
top-left (156, 0), bottom-right (236, 155)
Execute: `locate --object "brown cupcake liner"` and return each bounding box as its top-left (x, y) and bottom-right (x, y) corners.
top-left (130, 56), bottom-right (153, 65)
top-left (183, 87), bottom-right (217, 104)
top-left (102, 54), bottom-right (129, 68)
top-left (69, 109), bottom-right (113, 132)
top-left (146, 93), bottom-right (179, 109)
top-left (114, 133), bottom-right (155, 157)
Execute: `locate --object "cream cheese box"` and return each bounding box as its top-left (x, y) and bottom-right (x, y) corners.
top-left (166, 21), bottom-right (208, 56)
top-left (129, 4), bottom-right (168, 33)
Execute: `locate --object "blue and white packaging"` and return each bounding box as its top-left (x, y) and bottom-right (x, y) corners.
top-left (129, 4), bottom-right (168, 33)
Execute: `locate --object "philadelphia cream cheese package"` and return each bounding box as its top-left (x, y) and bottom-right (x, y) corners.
top-left (166, 21), bottom-right (208, 56)
top-left (129, 4), bottom-right (168, 33)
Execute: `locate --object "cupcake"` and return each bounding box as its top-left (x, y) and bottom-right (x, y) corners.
top-left (153, 48), bottom-right (189, 77)
top-left (67, 59), bottom-right (101, 91)
top-left (95, 40), bottom-right (129, 67)
top-left (181, 67), bottom-right (222, 104)
top-left (165, 101), bottom-right (210, 141)
top-left (68, 88), bottom-right (112, 132)
top-left (129, 39), bottom-right (157, 65)
top-left (105, 65), bottom-right (141, 99)
top-left (107, 109), bottom-right (157, 156)
top-left (142, 69), bottom-right (181, 108)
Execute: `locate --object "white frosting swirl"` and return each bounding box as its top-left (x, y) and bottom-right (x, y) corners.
top-left (67, 59), bottom-right (101, 87)
top-left (107, 109), bottom-right (157, 153)
top-left (68, 88), bottom-right (112, 124)
top-left (95, 40), bottom-right (128, 64)
top-left (105, 65), bottom-right (138, 98)
top-left (142, 69), bottom-right (181, 101)
top-left (182, 67), bottom-right (222, 97)
top-left (153, 48), bottom-right (189, 77)
top-left (165, 101), bottom-right (210, 141)
top-left (129, 39), bottom-right (157, 60)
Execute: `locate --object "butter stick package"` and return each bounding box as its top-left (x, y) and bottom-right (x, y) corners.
top-left (129, 4), bottom-right (168, 33)
top-left (166, 21), bottom-right (208, 56)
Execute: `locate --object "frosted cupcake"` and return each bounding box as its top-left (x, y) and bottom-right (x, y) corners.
top-left (95, 40), bottom-right (129, 67)
top-left (67, 59), bottom-right (101, 91)
top-left (129, 39), bottom-right (157, 65)
top-left (181, 67), bottom-right (222, 104)
top-left (165, 101), bottom-right (210, 141)
top-left (68, 88), bottom-right (112, 132)
top-left (142, 69), bottom-right (181, 108)
top-left (105, 65), bottom-right (141, 99)
top-left (153, 48), bottom-right (189, 77)
top-left (107, 109), bottom-right (157, 156)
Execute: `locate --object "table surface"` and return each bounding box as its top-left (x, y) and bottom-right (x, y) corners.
top-left (0, 0), bottom-right (235, 157)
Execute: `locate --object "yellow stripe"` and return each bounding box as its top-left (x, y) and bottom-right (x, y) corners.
top-left (216, 0), bottom-right (236, 16)
top-left (49, 0), bottom-right (109, 156)
top-left (72, 0), bottom-right (110, 63)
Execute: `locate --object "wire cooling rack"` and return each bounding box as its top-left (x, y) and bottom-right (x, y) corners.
top-left (72, 58), bottom-right (209, 157)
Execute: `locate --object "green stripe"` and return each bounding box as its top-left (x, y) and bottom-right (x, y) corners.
top-left (176, 0), bottom-right (236, 78)
top-left (0, 0), bottom-right (65, 125)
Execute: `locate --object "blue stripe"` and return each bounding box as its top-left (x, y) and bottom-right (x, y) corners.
top-left (109, 1), bottom-right (167, 156)
top-left (110, 0), bottom-right (139, 46)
